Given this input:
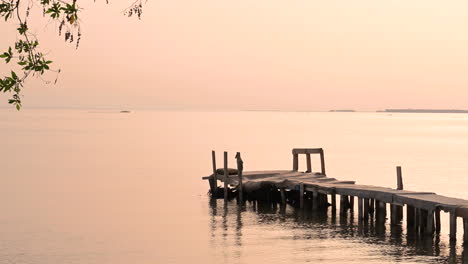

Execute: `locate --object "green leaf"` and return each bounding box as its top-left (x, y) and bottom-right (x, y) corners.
top-left (16, 104), bottom-right (20, 111)
top-left (11, 71), bottom-right (17, 80)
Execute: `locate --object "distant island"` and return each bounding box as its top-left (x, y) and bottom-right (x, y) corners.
top-left (378, 109), bottom-right (468, 113)
top-left (329, 109), bottom-right (355, 112)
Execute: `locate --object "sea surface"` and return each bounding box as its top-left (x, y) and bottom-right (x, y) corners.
top-left (1, 109), bottom-right (468, 263)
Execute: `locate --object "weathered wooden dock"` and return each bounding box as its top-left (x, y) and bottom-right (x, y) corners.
top-left (203, 148), bottom-right (468, 242)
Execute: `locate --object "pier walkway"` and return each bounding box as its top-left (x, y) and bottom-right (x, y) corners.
top-left (203, 148), bottom-right (468, 242)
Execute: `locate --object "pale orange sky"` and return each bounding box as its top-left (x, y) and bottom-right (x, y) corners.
top-left (1, 0), bottom-right (468, 110)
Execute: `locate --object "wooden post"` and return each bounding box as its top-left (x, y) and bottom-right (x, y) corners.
top-left (223, 151), bottom-right (228, 202)
top-left (312, 190), bottom-right (318, 210)
top-left (450, 212), bottom-right (457, 241)
top-left (349, 196), bottom-right (354, 211)
top-left (299, 183), bottom-right (304, 209)
top-left (396, 166), bottom-right (403, 190)
top-left (235, 152), bottom-right (243, 204)
top-left (280, 188), bottom-right (286, 204)
top-left (464, 218), bottom-right (468, 242)
top-left (435, 208), bottom-right (441, 233)
top-left (414, 208), bottom-right (420, 232)
top-left (340, 195), bottom-right (348, 215)
top-left (320, 149), bottom-right (326, 175)
top-left (293, 152), bottom-right (299, 171)
top-left (306, 153), bottom-right (312, 173)
top-left (407, 205), bottom-right (415, 227)
top-left (376, 201), bottom-right (386, 222)
top-left (390, 204), bottom-right (397, 225)
top-left (209, 151), bottom-right (218, 193)
top-left (369, 199), bottom-right (375, 215)
top-left (331, 194), bottom-right (336, 211)
top-left (358, 197), bottom-right (364, 219)
top-left (363, 198), bottom-right (370, 220)
top-left (426, 209), bottom-right (435, 234)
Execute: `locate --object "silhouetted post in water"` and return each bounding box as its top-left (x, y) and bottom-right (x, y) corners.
top-left (349, 196), bottom-right (354, 211)
top-left (464, 218), bottom-right (468, 242)
top-left (312, 188), bottom-right (318, 210)
top-left (376, 201), bottom-right (386, 222)
top-left (450, 212), bottom-right (457, 240)
top-left (210, 151), bottom-right (218, 193)
top-left (235, 152), bottom-right (243, 204)
top-left (435, 208), bottom-right (441, 233)
top-left (414, 208), bottom-right (421, 233)
top-left (426, 209), bottom-right (435, 234)
top-left (280, 188), bottom-right (286, 204)
top-left (340, 195), bottom-right (348, 216)
top-left (299, 183), bottom-right (304, 209)
top-left (369, 199), bottom-right (375, 215)
top-left (306, 153), bottom-right (312, 173)
top-left (224, 151), bottom-right (228, 202)
top-left (358, 197), bottom-right (364, 220)
top-left (331, 194), bottom-right (336, 211)
top-left (407, 205), bottom-right (415, 227)
top-left (363, 198), bottom-right (370, 220)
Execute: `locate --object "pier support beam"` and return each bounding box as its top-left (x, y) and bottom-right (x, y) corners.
top-left (358, 197), bottom-right (363, 220)
top-left (293, 153), bottom-right (299, 171)
top-left (426, 209), bottom-right (435, 234)
top-left (236, 152), bottom-right (243, 204)
top-left (349, 196), bottom-right (355, 211)
top-left (369, 199), bottom-right (375, 216)
top-left (363, 198), bottom-right (370, 220)
top-left (407, 205), bottom-right (415, 228)
top-left (464, 218), bottom-right (468, 242)
top-left (223, 151), bottom-right (228, 202)
top-left (312, 190), bottom-right (318, 210)
top-left (280, 188), bottom-right (286, 204)
top-left (435, 208), bottom-right (441, 233)
top-left (340, 195), bottom-right (349, 216)
top-left (299, 183), bottom-right (304, 209)
top-left (331, 194), bottom-right (336, 211)
top-left (376, 201), bottom-right (386, 222)
top-left (450, 212), bottom-right (457, 241)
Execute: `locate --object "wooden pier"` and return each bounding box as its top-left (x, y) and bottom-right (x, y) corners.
top-left (203, 148), bottom-right (468, 242)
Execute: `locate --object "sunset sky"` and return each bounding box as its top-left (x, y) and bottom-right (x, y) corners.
top-left (1, 0), bottom-right (468, 110)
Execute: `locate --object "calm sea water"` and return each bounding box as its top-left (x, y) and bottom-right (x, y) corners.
top-left (1, 109), bottom-right (468, 263)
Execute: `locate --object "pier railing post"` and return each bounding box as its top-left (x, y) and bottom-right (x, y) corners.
top-left (293, 152), bottom-right (299, 171)
top-left (224, 151), bottom-right (228, 202)
top-left (306, 153), bottom-right (312, 173)
top-left (320, 149), bottom-right (326, 175)
top-left (450, 212), bottom-right (457, 241)
top-left (396, 166), bottom-right (403, 190)
top-left (235, 152), bottom-right (244, 205)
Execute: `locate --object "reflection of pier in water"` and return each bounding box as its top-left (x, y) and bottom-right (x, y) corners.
top-left (209, 199), bottom-right (468, 263)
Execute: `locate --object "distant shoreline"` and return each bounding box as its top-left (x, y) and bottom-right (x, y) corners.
top-left (379, 109), bottom-right (468, 113)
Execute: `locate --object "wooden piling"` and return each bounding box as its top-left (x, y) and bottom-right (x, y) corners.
top-left (299, 183), bottom-right (304, 209)
top-left (376, 201), bottom-right (386, 222)
top-left (414, 208), bottom-right (421, 232)
top-left (210, 151), bottom-right (218, 193)
top-left (358, 197), bottom-right (364, 219)
top-left (280, 188), bottom-right (286, 204)
top-left (363, 198), bottom-right (369, 220)
top-left (223, 151), bottom-right (228, 202)
top-left (349, 196), bottom-right (354, 211)
top-left (450, 212), bottom-right (457, 241)
top-left (464, 218), bottom-right (468, 242)
top-left (235, 152), bottom-right (243, 204)
top-left (369, 199), bottom-right (375, 215)
top-left (426, 209), bottom-right (434, 234)
top-left (306, 154), bottom-right (312, 173)
top-left (340, 195), bottom-right (348, 215)
top-left (312, 189), bottom-right (318, 210)
top-left (435, 208), bottom-right (441, 233)
top-left (407, 205), bottom-right (415, 227)
top-left (331, 194), bottom-right (336, 211)
top-left (320, 149), bottom-right (326, 175)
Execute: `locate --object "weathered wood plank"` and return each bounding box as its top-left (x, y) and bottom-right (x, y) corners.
top-left (306, 154), bottom-right (312, 173)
